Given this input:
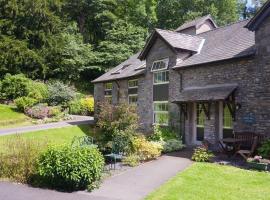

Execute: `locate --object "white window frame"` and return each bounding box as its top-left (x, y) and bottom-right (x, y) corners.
top-left (151, 58), bottom-right (169, 72)
top-left (153, 101), bottom-right (169, 126)
top-left (128, 79), bottom-right (138, 89)
top-left (128, 94), bottom-right (138, 104)
top-left (153, 70), bottom-right (169, 85)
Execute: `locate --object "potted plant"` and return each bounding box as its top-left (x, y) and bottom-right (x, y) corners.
top-left (247, 156), bottom-right (270, 171)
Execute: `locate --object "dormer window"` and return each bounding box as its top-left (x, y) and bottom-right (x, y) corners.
top-left (151, 58), bottom-right (169, 72)
top-left (111, 64), bottom-right (130, 75)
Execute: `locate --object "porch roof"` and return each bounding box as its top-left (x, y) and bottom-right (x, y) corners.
top-left (172, 84), bottom-right (238, 103)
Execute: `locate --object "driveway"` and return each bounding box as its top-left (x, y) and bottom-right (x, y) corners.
top-left (0, 116), bottom-right (94, 136)
top-left (0, 151), bottom-right (192, 200)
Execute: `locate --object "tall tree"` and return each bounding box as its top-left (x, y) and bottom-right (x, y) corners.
top-left (156, 0), bottom-right (239, 30)
top-left (63, 0), bottom-right (118, 44)
top-left (95, 20), bottom-right (148, 68)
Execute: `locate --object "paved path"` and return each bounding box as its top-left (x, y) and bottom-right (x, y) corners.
top-left (0, 152), bottom-right (192, 200)
top-left (0, 116), bottom-right (94, 136)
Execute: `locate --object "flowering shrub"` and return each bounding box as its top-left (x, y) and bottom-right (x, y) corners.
top-left (25, 104), bottom-right (61, 119)
top-left (132, 136), bottom-right (162, 161)
top-left (80, 97), bottom-right (94, 115)
top-left (192, 146), bottom-right (214, 162)
top-left (69, 96), bottom-right (94, 115)
top-left (149, 125), bottom-right (178, 142)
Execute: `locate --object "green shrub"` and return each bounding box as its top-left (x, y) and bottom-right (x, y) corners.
top-left (27, 81), bottom-right (48, 102)
top-left (0, 135), bottom-right (47, 183)
top-left (258, 140), bottom-right (270, 159)
top-left (14, 97), bottom-right (37, 112)
top-left (0, 74), bottom-right (31, 100)
top-left (36, 145), bottom-right (104, 191)
top-left (48, 106), bottom-right (62, 117)
top-left (149, 125), bottom-right (178, 142)
top-left (96, 102), bottom-right (139, 143)
top-left (69, 98), bottom-right (83, 115)
top-left (192, 147), bottom-right (214, 162)
top-left (161, 139), bottom-right (184, 153)
top-left (47, 81), bottom-right (75, 106)
top-left (123, 154), bottom-right (140, 167)
top-left (132, 136), bottom-right (162, 161)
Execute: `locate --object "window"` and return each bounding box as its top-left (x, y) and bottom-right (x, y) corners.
top-left (151, 58), bottom-right (169, 72)
top-left (104, 83), bottom-right (113, 91)
top-left (223, 105), bottom-right (233, 129)
top-left (197, 104), bottom-right (206, 128)
top-left (153, 71), bottom-right (169, 84)
top-left (128, 95), bottom-right (138, 104)
top-left (153, 102), bottom-right (169, 125)
top-left (128, 79), bottom-right (138, 88)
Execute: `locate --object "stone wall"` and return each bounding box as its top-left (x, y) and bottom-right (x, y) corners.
top-left (171, 55), bottom-right (270, 145)
top-left (138, 38), bottom-right (180, 132)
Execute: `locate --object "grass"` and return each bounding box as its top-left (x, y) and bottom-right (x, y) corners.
top-left (146, 163), bottom-right (270, 200)
top-left (0, 104), bottom-right (32, 128)
top-left (0, 125), bottom-right (93, 153)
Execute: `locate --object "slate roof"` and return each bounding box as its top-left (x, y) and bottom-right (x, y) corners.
top-left (174, 19), bottom-right (255, 69)
top-left (172, 84), bottom-right (238, 103)
top-left (92, 52), bottom-right (145, 83)
top-left (246, 0), bottom-right (270, 31)
top-left (175, 15), bottom-right (218, 32)
top-left (138, 29), bottom-right (205, 60)
top-left (156, 29), bottom-right (205, 52)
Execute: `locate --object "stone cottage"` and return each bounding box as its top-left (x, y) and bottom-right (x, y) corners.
top-left (92, 1), bottom-right (270, 146)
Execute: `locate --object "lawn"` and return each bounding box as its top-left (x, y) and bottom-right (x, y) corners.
top-left (0, 104), bottom-right (31, 128)
top-left (146, 163), bottom-right (270, 200)
top-left (0, 125), bottom-right (93, 153)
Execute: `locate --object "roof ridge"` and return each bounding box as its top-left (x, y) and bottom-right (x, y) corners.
top-left (155, 28), bottom-right (204, 40)
top-left (197, 19), bottom-right (250, 36)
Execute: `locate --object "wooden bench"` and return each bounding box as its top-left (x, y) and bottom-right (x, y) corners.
top-left (234, 132), bottom-right (268, 150)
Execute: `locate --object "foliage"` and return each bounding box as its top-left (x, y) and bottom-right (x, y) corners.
top-left (161, 139), bottom-right (184, 153)
top-left (14, 97), bottom-right (37, 112)
top-left (123, 154), bottom-right (140, 167)
top-left (258, 140), bottom-right (270, 159)
top-left (36, 145), bottom-right (104, 191)
top-left (156, 0), bottom-right (239, 29)
top-left (80, 97), bottom-right (94, 114)
top-left (27, 81), bottom-right (48, 102)
top-left (47, 81), bottom-right (75, 106)
top-left (149, 125), bottom-right (178, 142)
top-left (132, 136), bottom-right (162, 161)
top-left (0, 135), bottom-right (47, 183)
top-left (0, 74), bottom-right (48, 103)
top-left (96, 20), bottom-right (148, 68)
top-left (69, 96), bottom-right (94, 115)
top-left (96, 102), bottom-right (139, 143)
top-left (192, 147), bottom-right (214, 162)
top-left (0, 74), bottom-right (31, 100)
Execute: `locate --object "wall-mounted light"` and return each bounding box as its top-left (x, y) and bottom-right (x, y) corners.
top-left (236, 103), bottom-right (242, 111)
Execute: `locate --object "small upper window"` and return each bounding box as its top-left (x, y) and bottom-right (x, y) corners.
top-left (104, 83), bottom-right (113, 91)
top-left (128, 79), bottom-right (138, 88)
top-left (151, 58), bottom-right (169, 72)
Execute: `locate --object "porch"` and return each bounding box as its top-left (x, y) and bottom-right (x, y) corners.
top-left (172, 84), bottom-right (240, 148)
